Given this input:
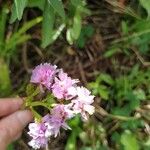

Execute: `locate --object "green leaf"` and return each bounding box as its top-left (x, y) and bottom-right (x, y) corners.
top-left (76, 34), bottom-right (85, 48)
top-left (68, 115), bottom-right (80, 127)
top-left (15, 0), bottom-right (28, 20)
top-left (104, 47), bottom-right (120, 58)
top-left (111, 132), bottom-right (121, 143)
top-left (112, 105), bottom-right (131, 116)
top-left (16, 17), bottom-right (42, 36)
top-left (28, 0), bottom-right (45, 10)
top-left (76, 25), bottom-right (94, 48)
top-left (0, 59), bottom-right (12, 96)
top-left (121, 21), bottom-right (129, 35)
top-left (5, 34), bottom-right (31, 51)
top-left (129, 64), bottom-right (139, 79)
top-left (84, 25), bottom-right (94, 37)
top-left (51, 24), bottom-right (65, 42)
top-left (7, 17), bottom-right (42, 51)
top-left (126, 92), bottom-right (139, 106)
top-left (133, 89), bottom-right (146, 100)
top-left (131, 20), bottom-right (150, 32)
top-left (98, 85), bottom-right (109, 100)
top-left (48, 0), bottom-right (65, 21)
top-left (42, 0), bottom-right (55, 48)
top-left (100, 73), bottom-right (114, 85)
top-left (121, 120), bottom-right (144, 130)
top-left (43, 93), bottom-right (55, 105)
top-left (67, 28), bottom-right (74, 45)
top-left (10, 0), bottom-right (28, 22)
top-left (139, 0), bottom-right (150, 18)
top-left (10, 4), bottom-right (18, 23)
top-left (70, 0), bottom-right (82, 6)
top-left (121, 130), bottom-right (139, 150)
top-left (66, 7), bottom-right (82, 44)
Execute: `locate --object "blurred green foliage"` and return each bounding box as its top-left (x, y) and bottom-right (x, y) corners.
top-left (10, 0), bottom-right (89, 48)
top-left (87, 65), bottom-right (150, 149)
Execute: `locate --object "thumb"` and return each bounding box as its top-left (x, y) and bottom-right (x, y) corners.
top-left (0, 110), bottom-right (33, 150)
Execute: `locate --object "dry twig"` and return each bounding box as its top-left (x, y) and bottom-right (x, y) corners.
top-left (131, 47), bottom-right (150, 67)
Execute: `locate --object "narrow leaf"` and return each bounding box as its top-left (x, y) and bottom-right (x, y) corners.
top-left (7, 17), bottom-right (42, 50)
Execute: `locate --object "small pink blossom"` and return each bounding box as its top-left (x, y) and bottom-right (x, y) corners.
top-left (76, 86), bottom-right (95, 104)
top-left (71, 86), bottom-right (95, 120)
top-left (44, 104), bottom-right (73, 137)
top-left (28, 122), bottom-right (48, 149)
top-left (51, 104), bottom-right (74, 120)
top-left (52, 69), bottom-right (79, 99)
top-left (30, 63), bottom-right (57, 90)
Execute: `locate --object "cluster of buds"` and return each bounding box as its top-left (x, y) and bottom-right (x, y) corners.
top-left (27, 63), bottom-right (95, 149)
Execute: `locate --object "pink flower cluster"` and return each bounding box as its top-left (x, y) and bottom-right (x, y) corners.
top-left (28, 63), bottom-right (95, 149)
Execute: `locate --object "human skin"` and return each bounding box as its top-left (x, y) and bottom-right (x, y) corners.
top-left (0, 98), bottom-right (33, 150)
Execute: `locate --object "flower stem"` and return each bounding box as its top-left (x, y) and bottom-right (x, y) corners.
top-left (29, 101), bottom-right (51, 110)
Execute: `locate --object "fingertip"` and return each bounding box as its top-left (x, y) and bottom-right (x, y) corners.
top-left (0, 110), bottom-right (33, 147)
top-left (12, 98), bottom-right (24, 107)
top-left (0, 98), bottom-right (24, 117)
top-left (16, 110), bottom-right (33, 127)
top-left (13, 131), bottom-right (22, 142)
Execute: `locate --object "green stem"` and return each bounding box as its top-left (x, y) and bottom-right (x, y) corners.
top-left (29, 101), bottom-right (51, 110)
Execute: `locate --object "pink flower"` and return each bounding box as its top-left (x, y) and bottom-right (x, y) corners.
top-left (30, 63), bottom-right (57, 90)
top-left (71, 86), bottom-right (95, 120)
top-left (28, 63), bottom-right (96, 149)
top-left (44, 104), bottom-right (73, 137)
top-left (52, 69), bottom-right (79, 99)
top-left (51, 104), bottom-right (74, 120)
top-left (28, 122), bottom-right (48, 149)
top-left (27, 105), bottom-right (74, 149)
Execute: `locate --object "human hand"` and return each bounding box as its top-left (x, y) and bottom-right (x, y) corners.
top-left (0, 98), bottom-right (33, 150)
